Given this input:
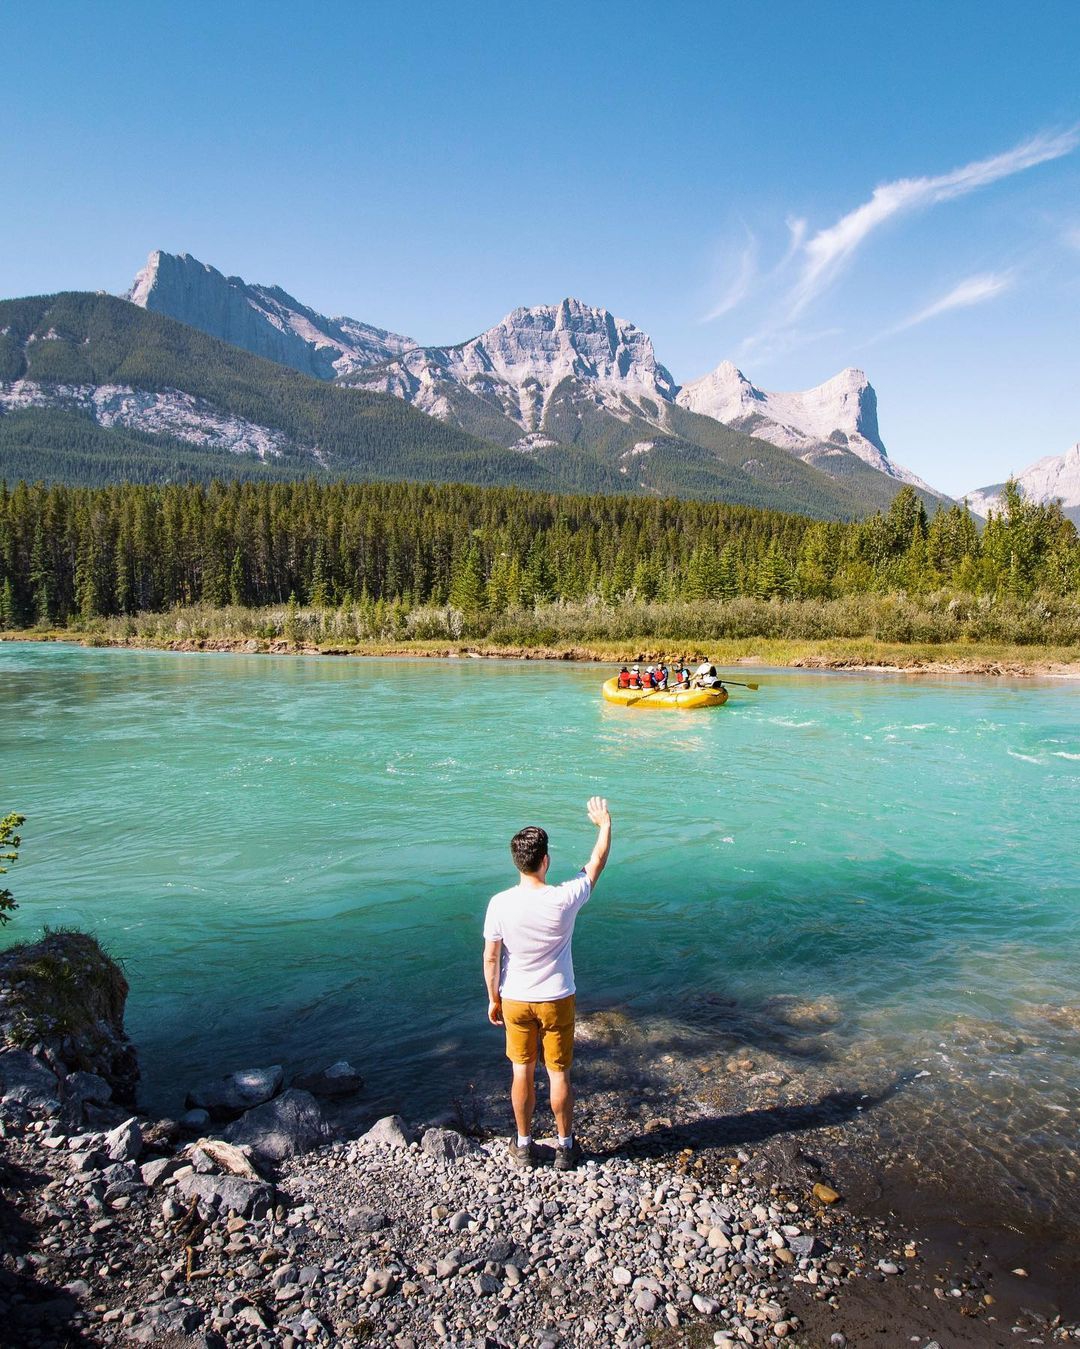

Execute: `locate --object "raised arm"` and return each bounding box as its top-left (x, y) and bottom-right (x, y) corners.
top-left (582, 795), bottom-right (612, 886)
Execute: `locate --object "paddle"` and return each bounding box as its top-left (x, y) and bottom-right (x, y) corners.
top-left (625, 684), bottom-right (668, 704)
top-left (717, 679), bottom-right (759, 690)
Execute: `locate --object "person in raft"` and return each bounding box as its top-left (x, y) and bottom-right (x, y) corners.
top-left (482, 797), bottom-right (613, 1171)
top-left (654, 662), bottom-right (668, 689)
top-left (691, 659), bottom-right (722, 688)
top-left (617, 666), bottom-right (632, 688)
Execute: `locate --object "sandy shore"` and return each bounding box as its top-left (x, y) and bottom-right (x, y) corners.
top-left (5, 628), bottom-right (1080, 679)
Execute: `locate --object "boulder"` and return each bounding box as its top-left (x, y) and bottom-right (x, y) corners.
top-left (0, 932), bottom-right (139, 1103)
top-left (224, 1089), bottom-right (329, 1164)
top-left (292, 1060), bottom-right (364, 1099)
top-left (175, 1172), bottom-right (275, 1220)
top-left (185, 1065), bottom-right (284, 1120)
top-left (421, 1127), bottom-right (481, 1161)
top-left (0, 1049), bottom-right (62, 1112)
top-left (360, 1114), bottom-right (416, 1149)
top-left (63, 1070), bottom-right (112, 1109)
top-left (104, 1116), bottom-right (143, 1163)
top-left (141, 1156), bottom-right (184, 1187)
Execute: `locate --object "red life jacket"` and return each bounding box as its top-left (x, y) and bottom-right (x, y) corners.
top-left (640, 672), bottom-right (654, 688)
top-left (617, 670), bottom-right (631, 688)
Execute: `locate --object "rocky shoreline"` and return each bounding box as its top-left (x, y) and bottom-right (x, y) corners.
top-left (2, 934), bottom-right (1078, 1348)
top-left (5, 630), bottom-right (1080, 679)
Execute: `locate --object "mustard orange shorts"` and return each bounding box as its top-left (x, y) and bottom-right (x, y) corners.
top-left (501, 995), bottom-right (576, 1071)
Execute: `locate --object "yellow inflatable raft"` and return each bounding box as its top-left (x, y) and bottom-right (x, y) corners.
top-left (601, 676), bottom-right (729, 709)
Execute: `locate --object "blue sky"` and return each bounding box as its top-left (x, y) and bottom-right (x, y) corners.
top-left (3, 1), bottom-right (1078, 495)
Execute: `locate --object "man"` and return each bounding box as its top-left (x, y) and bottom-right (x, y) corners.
top-left (483, 797), bottom-right (612, 1171)
top-left (691, 658), bottom-right (720, 688)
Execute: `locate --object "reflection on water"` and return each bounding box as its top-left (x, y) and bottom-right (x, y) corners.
top-left (1, 642), bottom-right (1078, 1238)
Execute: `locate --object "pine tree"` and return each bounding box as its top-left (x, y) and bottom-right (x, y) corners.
top-left (449, 542), bottom-right (485, 612)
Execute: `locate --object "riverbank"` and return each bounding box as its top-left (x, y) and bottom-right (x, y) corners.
top-left (0, 937), bottom-right (1076, 1348)
top-left (3, 1049), bottom-right (1077, 1348)
top-left (5, 627), bottom-right (1080, 678)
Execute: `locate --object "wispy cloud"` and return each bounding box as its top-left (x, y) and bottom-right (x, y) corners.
top-left (788, 127), bottom-right (1078, 318)
top-left (874, 271), bottom-right (1013, 342)
top-left (703, 232), bottom-right (758, 320)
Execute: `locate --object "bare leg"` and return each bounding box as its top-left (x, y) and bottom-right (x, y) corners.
top-left (548, 1068), bottom-right (574, 1138)
top-left (511, 1060), bottom-right (536, 1137)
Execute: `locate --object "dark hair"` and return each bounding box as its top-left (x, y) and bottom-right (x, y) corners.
top-left (510, 825), bottom-right (548, 875)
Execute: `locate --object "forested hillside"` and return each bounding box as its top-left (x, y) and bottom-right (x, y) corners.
top-left (1, 478), bottom-right (1075, 634)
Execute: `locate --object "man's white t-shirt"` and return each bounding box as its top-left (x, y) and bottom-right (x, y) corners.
top-left (483, 872), bottom-right (592, 1002)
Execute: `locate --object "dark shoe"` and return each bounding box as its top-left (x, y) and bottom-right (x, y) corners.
top-left (554, 1139), bottom-right (582, 1171)
top-left (507, 1138), bottom-right (538, 1169)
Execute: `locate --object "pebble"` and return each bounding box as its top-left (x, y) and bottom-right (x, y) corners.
top-left (4, 1086), bottom-right (1072, 1349)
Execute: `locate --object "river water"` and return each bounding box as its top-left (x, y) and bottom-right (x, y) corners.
top-left (2, 643), bottom-right (1078, 1243)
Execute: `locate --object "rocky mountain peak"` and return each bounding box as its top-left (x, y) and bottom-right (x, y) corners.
top-left (674, 360), bottom-right (912, 479)
top-left (966, 441), bottom-right (1080, 524)
top-left (126, 250), bottom-right (413, 380)
top-left (475, 298), bottom-right (677, 400)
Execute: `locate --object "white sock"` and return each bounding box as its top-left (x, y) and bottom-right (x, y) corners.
top-left (558, 1134), bottom-right (573, 1149)
top-left (517, 1134), bottom-right (531, 1147)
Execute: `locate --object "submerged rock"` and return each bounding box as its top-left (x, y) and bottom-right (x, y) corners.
top-left (292, 1059), bottom-right (364, 1098)
top-left (185, 1064), bottom-right (284, 1120)
top-left (224, 1088), bottom-right (329, 1163)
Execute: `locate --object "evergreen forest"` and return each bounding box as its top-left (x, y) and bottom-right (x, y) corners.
top-left (1, 478), bottom-right (1077, 647)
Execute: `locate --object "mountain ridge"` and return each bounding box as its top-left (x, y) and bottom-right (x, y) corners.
top-left (1, 290), bottom-right (900, 516)
top-left (127, 250), bottom-right (947, 512)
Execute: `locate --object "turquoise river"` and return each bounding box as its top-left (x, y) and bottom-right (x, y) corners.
top-left (1, 642), bottom-right (1078, 1244)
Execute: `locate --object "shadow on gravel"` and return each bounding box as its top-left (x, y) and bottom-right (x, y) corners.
top-left (0, 1153), bottom-right (93, 1347)
top-left (601, 1074), bottom-right (911, 1160)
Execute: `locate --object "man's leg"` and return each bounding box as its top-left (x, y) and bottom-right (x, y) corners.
top-left (548, 1068), bottom-right (573, 1139)
top-left (511, 1059), bottom-right (536, 1138)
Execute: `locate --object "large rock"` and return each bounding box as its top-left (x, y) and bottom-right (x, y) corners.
top-left (176, 1172), bottom-right (274, 1220)
top-left (185, 1065), bottom-right (284, 1120)
top-left (104, 1116), bottom-right (142, 1162)
top-left (360, 1114), bottom-right (416, 1149)
top-left (421, 1127), bottom-right (481, 1161)
top-left (224, 1089), bottom-right (329, 1164)
top-left (0, 1049), bottom-right (62, 1112)
top-left (0, 932), bottom-right (139, 1104)
top-left (63, 1070), bottom-right (112, 1109)
top-left (292, 1060), bottom-right (364, 1099)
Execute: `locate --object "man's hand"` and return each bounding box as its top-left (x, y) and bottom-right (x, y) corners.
top-left (587, 795), bottom-right (610, 827)
top-left (583, 796), bottom-right (612, 885)
top-left (488, 998), bottom-right (503, 1026)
